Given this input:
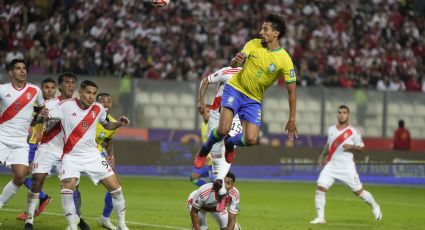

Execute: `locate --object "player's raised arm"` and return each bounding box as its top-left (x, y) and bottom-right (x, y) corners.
top-left (197, 77), bottom-right (210, 115)
top-left (284, 82), bottom-right (298, 141)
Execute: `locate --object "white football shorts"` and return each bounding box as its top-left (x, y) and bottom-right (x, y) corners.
top-left (60, 151), bottom-right (115, 185)
top-left (31, 144), bottom-right (62, 174)
top-left (0, 140), bottom-right (29, 167)
top-left (317, 162), bottom-right (363, 191)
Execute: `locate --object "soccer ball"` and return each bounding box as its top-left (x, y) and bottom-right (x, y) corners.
top-left (234, 222), bottom-right (242, 230)
top-left (150, 0), bottom-right (170, 7)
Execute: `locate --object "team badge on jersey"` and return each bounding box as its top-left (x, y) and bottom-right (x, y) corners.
top-left (82, 121), bottom-right (88, 130)
top-left (268, 63), bottom-right (276, 73)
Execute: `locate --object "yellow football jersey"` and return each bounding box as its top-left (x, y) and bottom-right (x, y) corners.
top-left (228, 39), bottom-right (296, 102)
top-left (96, 114), bottom-right (118, 153)
top-left (28, 124), bottom-right (44, 144)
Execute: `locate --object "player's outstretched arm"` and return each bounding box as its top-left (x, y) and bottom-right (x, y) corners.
top-left (103, 116), bottom-right (130, 130)
top-left (227, 212), bottom-right (237, 230)
top-left (284, 82), bottom-right (298, 141)
top-left (190, 207), bottom-right (201, 230)
top-left (230, 52), bottom-right (246, 68)
top-left (197, 78), bottom-right (210, 115)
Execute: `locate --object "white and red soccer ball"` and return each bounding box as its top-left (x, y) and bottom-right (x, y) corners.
top-left (150, 0), bottom-right (170, 7)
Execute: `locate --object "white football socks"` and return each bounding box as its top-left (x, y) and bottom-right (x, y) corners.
top-left (315, 190), bottom-right (326, 219)
top-left (359, 190), bottom-right (378, 209)
top-left (110, 187), bottom-right (126, 228)
top-left (25, 192), bottom-right (40, 224)
top-left (61, 189), bottom-right (78, 229)
top-left (0, 181), bottom-right (20, 208)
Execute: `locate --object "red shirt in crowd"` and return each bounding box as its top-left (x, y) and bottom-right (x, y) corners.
top-left (393, 127), bottom-right (411, 150)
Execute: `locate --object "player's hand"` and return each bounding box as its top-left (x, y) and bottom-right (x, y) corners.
top-left (233, 52), bottom-right (247, 64)
top-left (284, 119), bottom-right (298, 141)
top-left (319, 159), bottom-right (328, 168)
top-left (197, 101), bottom-right (206, 115)
top-left (107, 155), bottom-right (115, 168)
top-left (119, 116), bottom-right (130, 126)
top-left (343, 144), bottom-right (352, 151)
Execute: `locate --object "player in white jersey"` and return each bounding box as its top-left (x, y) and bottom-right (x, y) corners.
top-left (23, 73), bottom-right (94, 230)
top-left (39, 80), bottom-right (130, 230)
top-left (0, 59), bottom-right (44, 209)
top-left (310, 105), bottom-right (382, 224)
top-left (188, 172), bottom-right (240, 230)
top-left (197, 67), bottom-right (243, 209)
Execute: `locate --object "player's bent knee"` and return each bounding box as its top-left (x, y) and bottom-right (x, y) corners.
top-left (217, 126), bottom-right (231, 137)
top-left (61, 188), bottom-right (74, 194)
top-left (317, 185), bottom-right (328, 192)
top-left (244, 134), bottom-right (258, 146)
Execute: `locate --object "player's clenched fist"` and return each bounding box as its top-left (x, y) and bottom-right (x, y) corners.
top-left (119, 116), bottom-right (130, 126)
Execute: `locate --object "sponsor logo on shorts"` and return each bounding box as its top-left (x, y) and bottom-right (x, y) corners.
top-left (255, 109), bottom-right (262, 123)
top-left (227, 96), bottom-right (234, 105)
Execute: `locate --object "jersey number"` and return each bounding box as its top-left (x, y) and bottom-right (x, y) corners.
top-left (231, 122), bottom-right (242, 134)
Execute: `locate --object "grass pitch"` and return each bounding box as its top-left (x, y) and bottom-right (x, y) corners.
top-left (0, 174), bottom-right (424, 229)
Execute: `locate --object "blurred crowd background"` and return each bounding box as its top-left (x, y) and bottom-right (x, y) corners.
top-left (1, 0), bottom-right (424, 92)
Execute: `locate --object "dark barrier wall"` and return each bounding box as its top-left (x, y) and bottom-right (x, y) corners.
top-left (113, 141), bottom-right (425, 185)
top-left (114, 141), bottom-right (425, 165)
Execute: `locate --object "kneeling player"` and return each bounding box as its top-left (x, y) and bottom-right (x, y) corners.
top-left (188, 172), bottom-right (240, 230)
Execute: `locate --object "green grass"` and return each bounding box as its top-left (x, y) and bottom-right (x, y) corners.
top-left (0, 174), bottom-right (424, 229)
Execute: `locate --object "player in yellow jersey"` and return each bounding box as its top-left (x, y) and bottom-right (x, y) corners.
top-left (18, 78), bottom-right (56, 221)
top-left (190, 104), bottom-right (214, 187)
top-left (195, 12), bottom-right (298, 168)
top-left (95, 92), bottom-right (121, 230)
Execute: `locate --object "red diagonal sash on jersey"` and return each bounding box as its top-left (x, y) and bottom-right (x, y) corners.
top-left (63, 105), bottom-right (101, 155)
top-left (0, 87), bottom-right (37, 124)
top-left (41, 122), bottom-right (62, 144)
top-left (326, 128), bottom-right (353, 161)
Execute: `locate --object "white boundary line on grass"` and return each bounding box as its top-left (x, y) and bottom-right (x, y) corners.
top-left (1, 208), bottom-right (190, 230)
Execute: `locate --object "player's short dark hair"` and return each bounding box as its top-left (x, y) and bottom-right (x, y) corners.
top-left (96, 92), bottom-right (111, 101)
top-left (7, 59), bottom-right (26, 71)
top-left (338, 105), bottom-right (350, 113)
top-left (58, 72), bottom-right (77, 85)
top-left (80, 80), bottom-right (98, 90)
top-left (41, 78), bottom-right (56, 87)
top-left (226, 172), bottom-right (236, 182)
top-left (265, 12), bottom-right (286, 39)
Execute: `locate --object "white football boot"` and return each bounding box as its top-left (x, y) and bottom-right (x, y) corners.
top-left (98, 217), bottom-right (117, 230)
top-left (373, 205), bottom-right (382, 221)
top-left (310, 217), bottom-right (326, 224)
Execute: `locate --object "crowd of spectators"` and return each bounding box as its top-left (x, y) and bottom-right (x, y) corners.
top-left (0, 0), bottom-right (424, 92)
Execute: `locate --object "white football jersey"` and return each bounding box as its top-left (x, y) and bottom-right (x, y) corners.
top-left (48, 99), bottom-right (107, 158)
top-left (207, 67), bottom-right (241, 119)
top-left (0, 82), bottom-right (44, 146)
top-left (326, 125), bottom-right (364, 165)
top-left (190, 183), bottom-right (240, 214)
top-left (39, 97), bottom-right (67, 154)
